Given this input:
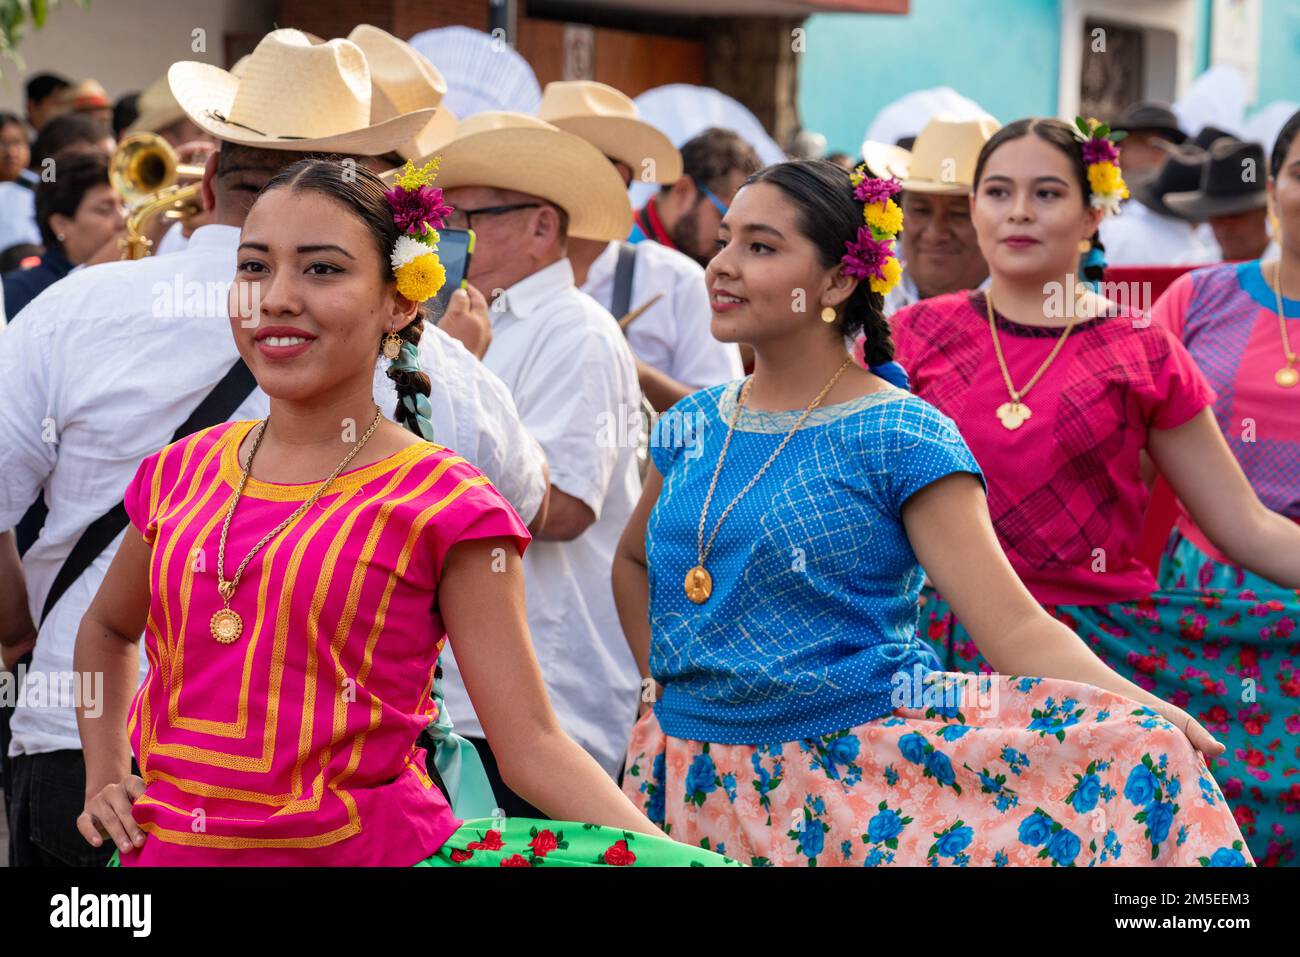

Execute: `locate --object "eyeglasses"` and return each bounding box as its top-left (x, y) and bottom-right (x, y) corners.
top-left (445, 203), bottom-right (541, 231)
top-left (692, 177), bottom-right (729, 216)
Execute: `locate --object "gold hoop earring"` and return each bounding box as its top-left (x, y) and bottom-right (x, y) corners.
top-left (381, 330), bottom-right (402, 360)
top-left (820, 306), bottom-right (837, 323)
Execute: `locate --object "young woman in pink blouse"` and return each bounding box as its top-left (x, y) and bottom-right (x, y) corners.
top-left (71, 159), bottom-right (732, 867)
top-left (887, 117), bottom-right (1300, 866)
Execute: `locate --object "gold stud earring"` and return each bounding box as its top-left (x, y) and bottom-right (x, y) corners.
top-left (381, 330), bottom-right (402, 360)
top-left (1077, 239), bottom-right (1092, 253)
top-left (820, 306), bottom-right (837, 323)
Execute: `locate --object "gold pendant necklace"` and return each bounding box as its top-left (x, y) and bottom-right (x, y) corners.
top-left (211, 406), bottom-right (384, 643)
top-left (686, 357), bottom-right (854, 604)
top-left (987, 288), bottom-right (1081, 431)
top-left (1270, 261), bottom-right (1299, 388)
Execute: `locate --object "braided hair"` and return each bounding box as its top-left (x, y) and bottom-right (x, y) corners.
top-left (741, 160), bottom-right (896, 367)
top-left (257, 157), bottom-right (435, 441)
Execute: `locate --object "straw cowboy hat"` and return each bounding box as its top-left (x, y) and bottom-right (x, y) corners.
top-left (404, 111), bottom-right (633, 242)
top-left (126, 73), bottom-right (187, 136)
top-left (345, 24), bottom-right (459, 159)
top-left (57, 79), bottom-right (111, 113)
top-left (168, 28), bottom-right (437, 153)
top-left (537, 80), bottom-right (682, 183)
top-left (863, 114), bottom-right (1001, 194)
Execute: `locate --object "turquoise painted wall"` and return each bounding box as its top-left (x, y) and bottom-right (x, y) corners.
top-left (1197, 0), bottom-right (1213, 73)
top-left (1256, 0), bottom-right (1300, 107)
top-left (798, 0), bottom-right (1061, 155)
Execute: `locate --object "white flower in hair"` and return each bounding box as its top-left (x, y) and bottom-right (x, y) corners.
top-left (391, 235), bottom-right (429, 270)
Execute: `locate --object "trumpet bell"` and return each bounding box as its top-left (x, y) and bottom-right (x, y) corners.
top-left (110, 132), bottom-right (205, 205)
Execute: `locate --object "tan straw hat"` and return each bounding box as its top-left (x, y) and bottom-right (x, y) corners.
top-left (863, 114), bottom-right (1001, 194)
top-left (345, 24), bottom-right (458, 159)
top-left (168, 28), bottom-right (437, 153)
top-left (403, 111), bottom-right (633, 242)
top-left (538, 80), bottom-right (682, 183)
top-left (125, 73), bottom-right (187, 136)
top-left (58, 79), bottom-right (111, 113)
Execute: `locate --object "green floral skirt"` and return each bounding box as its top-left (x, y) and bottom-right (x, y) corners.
top-left (107, 816), bottom-right (740, 867)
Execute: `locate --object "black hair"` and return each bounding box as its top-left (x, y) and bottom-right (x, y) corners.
top-left (256, 157), bottom-right (432, 438)
top-left (35, 146), bottom-right (110, 250)
top-left (112, 93), bottom-right (140, 140)
top-left (26, 73), bottom-right (69, 104)
top-left (974, 117), bottom-right (1092, 201)
top-left (0, 111), bottom-right (24, 134)
top-left (667, 127), bottom-right (762, 197)
top-left (973, 117), bottom-right (1107, 282)
top-left (1271, 109), bottom-right (1300, 181)
top-left (743, 159), bottom-right (895, 366)
top-left (30, 112), bottom-right (111, 168)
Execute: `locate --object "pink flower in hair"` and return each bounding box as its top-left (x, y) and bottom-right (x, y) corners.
top-left (1081, 138), bottom-right (1120, 166)
top-left (852, 175), bottom-right (902, 206)
top-left (840, 227), bottom-right (894, 281)
top-left (384, 183), bottom-right (453, 235)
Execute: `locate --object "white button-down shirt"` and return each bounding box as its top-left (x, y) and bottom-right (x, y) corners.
top-left (439, 258), bottom-right (643, 777)
top-left (579, 240), bottom-right (742, 388)
top-left (0, 224), bottom-right (546, 757)
top-left (0, 180), bottom-right (39, 254)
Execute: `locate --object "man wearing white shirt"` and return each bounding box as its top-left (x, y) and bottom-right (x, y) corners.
top-left (1100, 146), bottom-right (1221, 266)
top-left (576, 237), bottom-right (742, 406)
top-left (540, 81), bottom-right (742, 410)
top-left (423, 112), bottom-right (644, 810)
top-left (0, 37), bottom-right (546, 865)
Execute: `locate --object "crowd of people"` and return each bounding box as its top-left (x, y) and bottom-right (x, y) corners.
top-left (0, 23), bottom-right (1296, 868)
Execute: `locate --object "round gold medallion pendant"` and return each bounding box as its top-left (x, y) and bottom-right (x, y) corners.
top-left (996, 401), bottom-right (1032, 431)
top-left (210, 608), bottom-right (243, 644)
top-left (1275, 366), bottom-right (1300, 389)
top-left (684, 565), bottom-right (713, 604)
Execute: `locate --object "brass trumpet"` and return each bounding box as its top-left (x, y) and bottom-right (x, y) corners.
top-left (109, 132), bottom-right (206, 259)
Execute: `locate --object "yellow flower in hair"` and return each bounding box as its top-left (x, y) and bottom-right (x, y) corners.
top-left (863, 199), bottom-right (903, 236)
top-left (395, 253), bottom-right (446, 303)
top-left (394, 157), bottom-right (442, 192)
top-left (868, 256), bottom-right (903, 295)
top-left (1088, 161), bottom-right (1125, 198)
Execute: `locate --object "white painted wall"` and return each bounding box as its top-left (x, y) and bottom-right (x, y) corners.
top-left (1058, 0), bottom-right (1200, 119)
top-left (0, 0), bottom-right (274, 119)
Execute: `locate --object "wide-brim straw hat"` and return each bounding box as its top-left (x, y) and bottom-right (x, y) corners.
top-left (863, 114), bottom-right (1000, 195)
top-left (125, 73), bottom-right (187, 136)
top-left (58, 78), bottom-right (111, 112)
top-left (345, 24), bottom-right (458, 159)
top-left (400, 111), bottom-right (633, 242)
top-left (538, 80), bottom-right (682, 183)
top-left (168, 28), bottom-right (437, 153)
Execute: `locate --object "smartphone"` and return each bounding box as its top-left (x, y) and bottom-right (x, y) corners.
top-left (428, 228), bottom-right (475, 319)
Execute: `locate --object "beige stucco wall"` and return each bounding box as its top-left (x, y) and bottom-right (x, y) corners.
top-left (0, 0), bottom-right (275, 119)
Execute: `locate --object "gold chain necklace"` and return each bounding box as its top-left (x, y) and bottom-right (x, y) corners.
top-left (1270, 260), bottom-right (1299, 389)
top-left (986, 288), bottom-right (1081, 430)
top-left (684, 357), bottom-right (853, 604)
top-left (210, 405), bottom-right (384, 644)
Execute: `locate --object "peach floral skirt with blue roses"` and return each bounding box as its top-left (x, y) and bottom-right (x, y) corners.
top-left (622, 672), bottom-right (1253, 867)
